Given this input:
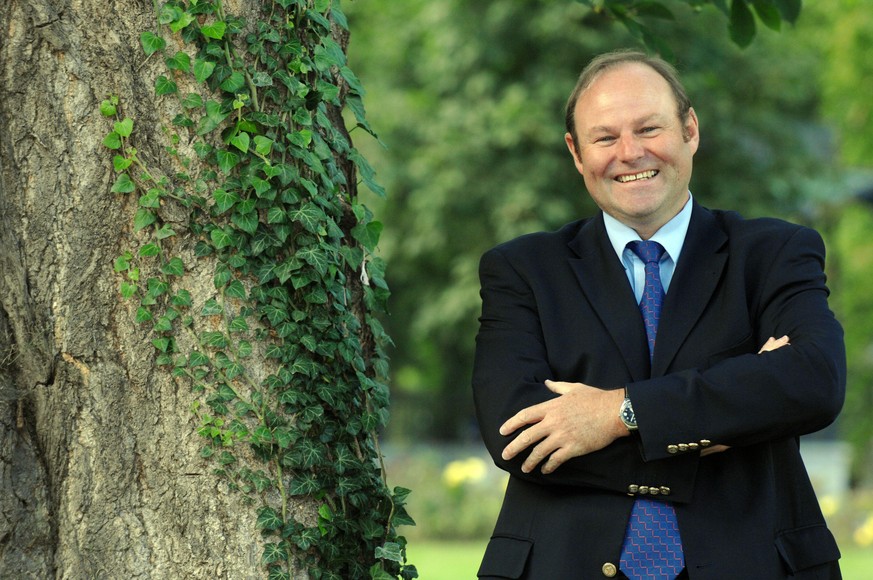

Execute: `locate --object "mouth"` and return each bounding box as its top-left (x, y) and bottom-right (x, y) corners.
top-left (615, 170), bottom-right (659, 183)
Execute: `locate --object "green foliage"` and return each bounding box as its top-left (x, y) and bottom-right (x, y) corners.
top-left (346, 1), bottom-right (837, 441)
top-left (105, 1), bottom-right (414, 577)
top-left (576, 0), bottom-right (802, 53)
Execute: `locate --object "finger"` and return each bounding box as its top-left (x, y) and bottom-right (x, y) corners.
top-left (758, 336), bottom-right (777, 354)
top-left (544, 379), bottom-right (569, 394)
top-left (700, 444), bottom-right (730, 457)
top-left (499, 405), bottom-right (543, 436)
top-left (501, 426), bottom-right (542, 461)
top-left (521, 438), bottom-right (558, 473)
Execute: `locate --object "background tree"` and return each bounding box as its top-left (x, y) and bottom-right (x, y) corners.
top-left (0, 1), bottom-right (413, 578)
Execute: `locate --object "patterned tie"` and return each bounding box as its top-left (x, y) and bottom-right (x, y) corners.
top-left (620, 240), bottom-right (685, 579)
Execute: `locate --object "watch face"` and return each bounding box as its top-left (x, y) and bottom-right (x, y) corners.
top-left (621, 399), bottom-right (637, 428)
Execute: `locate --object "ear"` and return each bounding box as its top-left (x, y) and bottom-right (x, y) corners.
top-left (564, 133), bottom-right (585, 175)
top-left (684, 107), bottom-right (700, 154)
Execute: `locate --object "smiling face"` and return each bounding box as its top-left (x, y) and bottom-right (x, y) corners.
top-left (564, 62), bottom-right (699, 239)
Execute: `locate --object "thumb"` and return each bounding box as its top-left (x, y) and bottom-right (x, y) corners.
top-left (544, 379), bottom-right (569, 394)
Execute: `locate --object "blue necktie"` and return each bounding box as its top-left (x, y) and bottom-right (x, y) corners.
top-left (620, 240), bottom-right (685, 579)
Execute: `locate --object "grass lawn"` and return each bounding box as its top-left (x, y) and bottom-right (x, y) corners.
top-left (408, 540), bottom-right (873, 579)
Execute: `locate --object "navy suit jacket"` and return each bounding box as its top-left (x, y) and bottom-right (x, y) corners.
top-left (473, 202), bottom-right (845, 579)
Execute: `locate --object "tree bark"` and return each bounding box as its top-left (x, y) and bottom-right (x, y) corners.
top-left (1, 1), bottom-right (292, 577)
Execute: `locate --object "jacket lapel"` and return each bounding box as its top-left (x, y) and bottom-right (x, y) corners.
top-left (653, 202), bottom-right (728, 376)
top-left (567, 214), bottom-right (651, 382)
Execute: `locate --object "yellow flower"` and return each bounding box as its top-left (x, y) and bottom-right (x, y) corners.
top-left (819, 495), bottom-right (839, 518)
top-left (854, 514), bottom-right (873, 547)
top-left (442, 457), bottom-right (488, 488)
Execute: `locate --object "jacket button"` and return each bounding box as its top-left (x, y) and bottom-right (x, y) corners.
top-left (649, 487), bottom-right (660, 496)
top-left (700, 439), bottom-right (712, 447)
top-left (678, 443), bottom-right (689, 452)
top-left (639, 486), bottom-right (650, 495)
top-left (628, 484), bottom-right (639, 494)
top-left (660, 486), bottom-right (671, 495)
top-left (688, 442), bottom-right (699, 451)
top-left (602, 562), bottom-right (618, 577)
top-left (667, 445), bottom-right (679, 454)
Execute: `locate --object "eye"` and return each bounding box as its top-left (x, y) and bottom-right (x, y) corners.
top-left (594, 135), bottom-right (616, 144)
top-left (640, 126), bottom-right (660, 134)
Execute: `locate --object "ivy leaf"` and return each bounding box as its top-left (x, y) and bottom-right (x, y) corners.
top-left (288, 202), bottom-right (326, 234)
top-left (161, 257), bottom-right (185, 276)
top-left (103, 131), bottom-right (122, 150)
top-left (257, 507), bottom-right (283, 532)
top-left (155, 224), bottom-right (176, 240)
top-left (140, 31), bottom-right (166, 56)
top-left (172, 289), bottom-right (193, 307)
top-left (155, 75), bottom-right (178, 96)
top-left (114, 118), bottom-right (134, 138)
top-left (201, 331), bottom-right (228, 348)
top-left (147, 277), bottom-right (169, 297)
top-left (193, 59), bottom-right (216, 83)
top-left (201, 21), bottom-right (227, 40)
top-left (349, 149), bottom-right (385, 197)
top-left (375, 542), bottom-right (403, 563)
top-left (99, 99), bottom-right (117, 117)
top-left (216, 149), bottom-right (240, 174)
top-left (139, 189), bottom-right (161, 208)
top-left (119, 281), bottom-right (138, 300)
top-left (213, 188), bottom-right (239, 213)
top-left (210, 227), bottom-right (235, 249)
top-left (251, 71), bottom-right (273, 87)
top-left (135, 306), bottom-right (153, 323)
top-left (225, 279), bottom-right (247, 299)
top-left (297, 246), bottom-right (330, 277)
top-left (229, 316), bottom-right (249, 333)
top-left (166, 51), bottom-right (191, 72)
top-left (111, 173), bottom-right (136, 193)
top-left (230, 132), bottom-right (250, 154)
top-left (200, 300), bottom-right (223, 317)
top-left (267, 207), bottom-right (286, 224)
top-left (232, 210), bottom-right (259, 234)
top-left (351, 220), bottom-right (383, 252)
top-left (152, 337), bottom-right (171, 353)
top-left (288, 473), bottom-right (319, 496)
top-left (197, 100), bottom-right (229, 135)
top-left (254, 135), bottom-right (274, 156)
top-left (260, 543), bottom-right (285, 566)
top-left (182, 93), bottom-right (203, 109)
top-left (169, 11), bottom-right (195, 33)
top-left (133, 209), bottom-right (157, 231)
top-left (220, 71), bottom-right (246, 93)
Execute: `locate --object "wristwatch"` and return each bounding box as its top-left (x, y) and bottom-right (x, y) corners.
top-left (620, 395), bottom-right (638, 431)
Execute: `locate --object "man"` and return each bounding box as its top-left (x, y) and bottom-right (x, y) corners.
top-left (472, 50), bottom-right (845, 579)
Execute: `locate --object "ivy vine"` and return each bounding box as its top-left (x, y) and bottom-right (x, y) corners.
top-left (103, 1), bottom-right (415, 578)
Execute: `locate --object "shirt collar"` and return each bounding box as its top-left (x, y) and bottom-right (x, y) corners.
top-left (602, 193), bottom-right (693, 264)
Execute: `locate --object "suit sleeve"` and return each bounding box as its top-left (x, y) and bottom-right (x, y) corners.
top-left (473, 246), bottom-right (699, 501)
top-left (631, 226), bottom-right (846, 461)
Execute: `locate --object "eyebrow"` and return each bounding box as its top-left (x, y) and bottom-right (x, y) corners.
top-left (586, 113), bottom-right (669, 136)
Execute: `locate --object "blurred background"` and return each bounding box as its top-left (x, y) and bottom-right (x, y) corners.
top-left (344, 1), bottom-right (873, 577)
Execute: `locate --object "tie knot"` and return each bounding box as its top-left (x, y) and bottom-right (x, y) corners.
top-left (627, 240), bottom-right (666, 264)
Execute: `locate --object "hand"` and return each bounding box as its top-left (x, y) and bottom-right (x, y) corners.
top-left (758, 334), bottom-right (790, 354)
top-left (703, 335), bottom-right (791, 457)
top-left (499, 380), bottom-right (626, 474)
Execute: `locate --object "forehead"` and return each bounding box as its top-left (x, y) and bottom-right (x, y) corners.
top-left (574, 63), bottom-right (677, 129)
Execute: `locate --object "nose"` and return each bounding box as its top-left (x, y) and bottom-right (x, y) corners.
top-left (617, 134), bottom-right (644, 162)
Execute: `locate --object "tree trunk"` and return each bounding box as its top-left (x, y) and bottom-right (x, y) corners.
top-left (0, 1), bottom-right (300, 576)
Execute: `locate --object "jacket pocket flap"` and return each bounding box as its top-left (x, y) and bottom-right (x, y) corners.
top-left (775, 524), bottom-right (841, 573)
top-left (477, 535), bottom-right (533, 579)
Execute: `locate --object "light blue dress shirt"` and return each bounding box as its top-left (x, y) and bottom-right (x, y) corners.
top-left (602, 194), bottom-right (693, 303)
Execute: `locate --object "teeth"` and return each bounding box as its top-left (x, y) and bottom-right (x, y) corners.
top-left (616, 170), bottom-right (658, 183)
